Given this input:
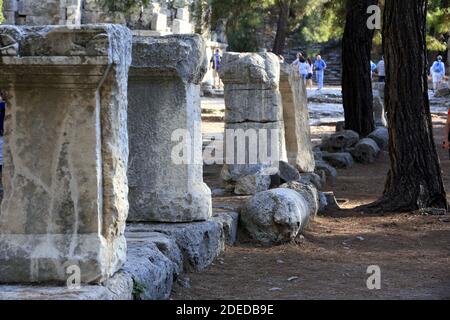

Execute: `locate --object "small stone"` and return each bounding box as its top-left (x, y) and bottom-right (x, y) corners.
top-left (269, 287), bottom-right (283, 292)
top-left (351, 138), bottom-right (380, 164)
top-left (234, 172), bottom-right (271, 195)
top-left (287, 277), bottom-right (299, 282)
top-left (322, 152), bottom-right (354, 169)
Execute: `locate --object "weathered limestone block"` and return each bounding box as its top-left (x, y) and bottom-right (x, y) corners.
top-left (0, 25), bottom-right (132, 284)
top-left (151, 13), bottom-right (168, 31)
top-left (177, 7), bottom-right (190, 21)
top-left (212, 211), bottom-right (239, 246)
top-left (220, 52), bottom-right (287, 184)
top-left (127, 221), bottom-right (225, 272)
top-left (127, 34), bottom-right (211, 223)
top-left (280, 63), bottom-right (315, 173)
top-left (172, 19), bottom-right (193, 34)
top-left (368, 127), bottom-right (389, 150)
top-left (240, 188), bottom-right (313, 245)
top-left (320, 130), bottom-right (360, 152)
top-left (234, 172), bottom-right (271, 195)
top-left (322, 152), bottom-right (354, 169)
top-left (351, 138), bottom-right (380, 164)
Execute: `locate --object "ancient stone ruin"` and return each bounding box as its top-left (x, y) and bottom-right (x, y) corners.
top-left (127, 34), bottom-right (212, 222)
top-left (0, 24), bottom-right (132, 284)
top-left (219, 52), bottom-right (288, 194)
top-left (279, 63), bottom-right (315, 173)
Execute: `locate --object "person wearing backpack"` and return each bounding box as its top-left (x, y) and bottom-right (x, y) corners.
top-left (430, 55), bottom-right (446, 92)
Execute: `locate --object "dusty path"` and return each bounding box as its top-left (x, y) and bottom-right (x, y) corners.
top-left (171, 95), bottom-right (450, 300)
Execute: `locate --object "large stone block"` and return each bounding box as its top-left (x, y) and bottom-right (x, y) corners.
top-left (127, 35), bottom-right (211, 223)
top-left (220, 52), bottom-right (287, 187)
top-left (0, 25), bottom-right (132, 284)
top-left (280, 63), bottom-right (315, 173)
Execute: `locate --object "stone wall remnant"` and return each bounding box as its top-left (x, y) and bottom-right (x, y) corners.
top-left (220, 52), bottom-right (287, 188)
top-left (0, 24), bottom-right (132, 284)
top-left (279, 63), bottom-right (315, 173)
top-left (127, 34), bottom-right (212, 223)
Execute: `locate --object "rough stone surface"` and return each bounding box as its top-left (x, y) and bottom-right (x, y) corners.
top-left (221, 121), bottom-right (287, 182)
top-left (279, 63), bottom-right (315, 173)
top-left (321, 130), bottom-right (360, 152)
top-left (335, 121), bottom-right (346, 132)
top-left (240, 188), bottom-right (313, 245)
top-left (373, 93), bottom-right (387, 127)
top-left (299, 172), bottom-right (324, 190)
top-left (122, 231), bottom-right (181, 300)
top-left (368, 127), bottom-right (389, 150)
top-left (126, 221), bottom-right (225, 272)
top-left (234, 172), bottom-right (271, 195)
top-left (212, 211), bottom-right (239, 246)
top-left (127, 34), bottom-right (212, 223)
top-left (220, 52), bottom-right (287, 186)
top-left (322, 152), bottom-right (354, 169)
top-left (0, 25), bottom-right (132, 284)
top-left (280, 181), bottom-right (320, 218)
top-left (315, 160), bottom-right (338, 181)
top-left (322, 192), bottom-right (340, 210)
top-left (351, 138), bottom-right (380, 164)
top-left (278, 160), bottom-right (301, 183)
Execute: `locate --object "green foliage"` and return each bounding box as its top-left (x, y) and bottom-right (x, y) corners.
top-left (426, 5), bottom-right (450, 52)
top-left (132, 280), bottom-right (146, 300)
top-left (0, 0), bottom-right (4, 24)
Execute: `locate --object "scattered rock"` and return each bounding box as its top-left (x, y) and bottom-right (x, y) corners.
top-left (278, 161), bottom-right (301, 183)
top-left (211, 189), bottom-right (226, 197)
top-left (414, 208), bottom-right (448, 216)
top-left (335, 121), bottom-right (346, 132)
top-left (240, 188), bottom-right (314, 245)
top-left (315, 160), bottom-right (338, 181)
top-left (299, 172), bottom-right (324, 190)
top-left (434, 87), bottom-right (450, 97)
top-left (351, 138), bottom-right (380, 164)
top-left (322, 192), bottom-right (340, 210)
top-left (234, 172), bottom-right (271, 195)
top-left (322, 152), bottom-right (354, 169)
top-left (126, 221), bottom-right (224, 272)
top-left (280, 181), bottom-right (320, 217)
top-left (368, 127), bottom-right (389, 150)
top-left (321, 130), bottom-right (360, 152)
top-left (212, 211), bottom-right (239, 246)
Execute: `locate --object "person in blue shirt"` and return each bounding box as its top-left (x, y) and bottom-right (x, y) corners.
top-left (430, 55), bottom-right (446, 92)
top-left (314, 54), bottom-right (327, 90)
top-left (210, 48), bottom-right (223, 89)
top-left (370, 60), bottom-right (377, 80)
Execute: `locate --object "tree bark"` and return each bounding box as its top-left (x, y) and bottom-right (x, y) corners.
top-left (272, 0), bottom-right (290, 55)
top-left (364, 0), bottom-right (448, 213)
top-left (342, 0), bottom-right (377, 137)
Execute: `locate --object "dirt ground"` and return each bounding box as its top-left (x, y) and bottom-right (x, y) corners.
top-left (171, 98), bottom-right (450, 300)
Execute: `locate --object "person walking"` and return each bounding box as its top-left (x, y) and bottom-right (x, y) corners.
top-left (377, 57), bottom-right (385, 82)
top-left (314, 54), bottom-right (327, 91)
top-left (292, 52), bottom-right (304, 67)
top-left (306, 57), bottom-right (314, 90)
top-left (210, 48), bottom-right (222, 89)
top-left (430, 55), bottom-right (446, 92)
top-left (370, 60), bottom-right (377, 80)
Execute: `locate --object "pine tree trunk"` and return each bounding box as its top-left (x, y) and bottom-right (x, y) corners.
top-left (272, 0), bottom-right (290, 55)
top-left (364, 0), bottom-right (448, 213)
top-left (342, 0), bottom-right (377, 137)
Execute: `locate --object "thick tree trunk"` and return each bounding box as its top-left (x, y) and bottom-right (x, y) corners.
top-left (364, 0), bottom-right (448, 213)
top-left (272, 0), bottom-right (290, 55)
top-left (342, 0), bottom-right (377, 137)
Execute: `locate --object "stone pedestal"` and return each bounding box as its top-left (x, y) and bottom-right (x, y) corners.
top-left (220, 52), bottom-right (287, 183)
top-left (0, 25), bottom-right (132, 284)
top-left (127, 34), bottom-right (211, 223)
top-left (279, 64), bottom-right (315, 173)
top-left (151, 13), bottom-right (168, 32)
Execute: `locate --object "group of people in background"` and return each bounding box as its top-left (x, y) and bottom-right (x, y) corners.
top-left (292, 53), bottom-right (327, 91)
top-left (370, 58), bottom-right (385, 82)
